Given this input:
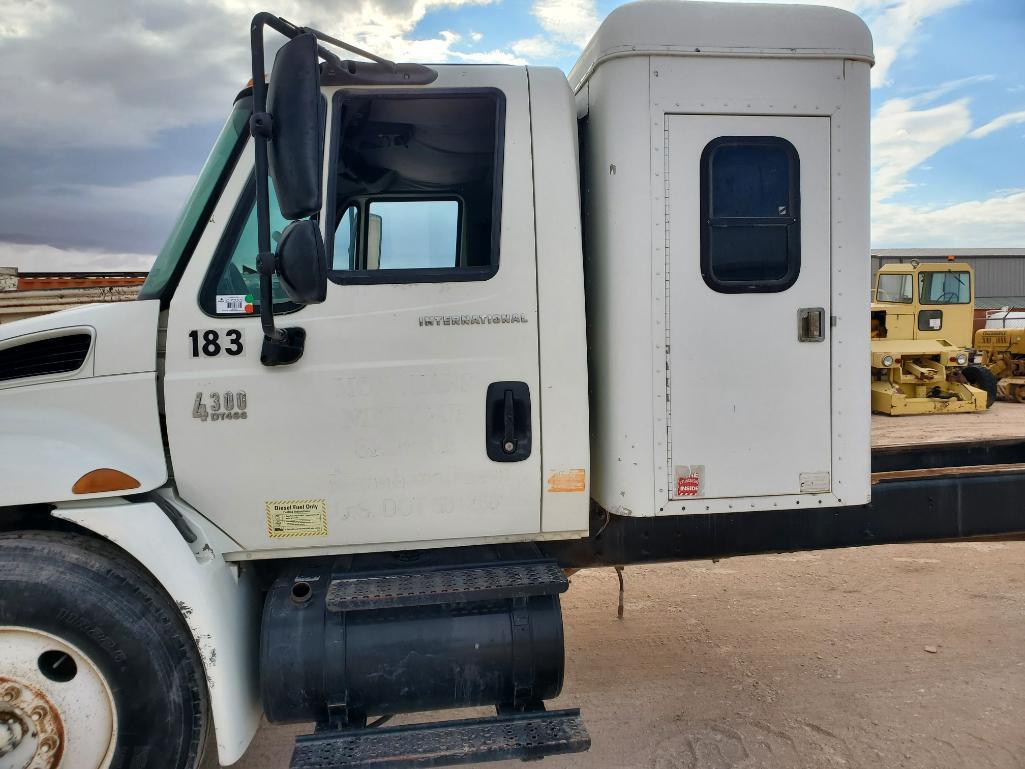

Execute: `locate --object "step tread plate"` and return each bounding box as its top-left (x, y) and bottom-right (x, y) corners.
top-left (291, 710), bottom-right (590, 769)
top-left (325, 561), bottom-right (568, 612)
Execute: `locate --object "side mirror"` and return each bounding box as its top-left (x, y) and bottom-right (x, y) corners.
top-left (266, 32), bottom-right (323, 220)
top-left (275, 220), bottom-right (327, 305)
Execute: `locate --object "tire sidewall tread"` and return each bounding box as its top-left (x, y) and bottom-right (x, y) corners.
top-left (0, 530), bottom-right (208, 769)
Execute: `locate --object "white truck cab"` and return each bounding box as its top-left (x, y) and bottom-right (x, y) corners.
top-left (0, 4), bottom-right (881, 769)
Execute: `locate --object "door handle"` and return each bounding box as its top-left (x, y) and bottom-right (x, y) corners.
top-left (502, 390), bottom-right (517, 453)
top-left (486, 382), bottom-right (531, 462)
top-left (798, 307), bottom-right (825, 342)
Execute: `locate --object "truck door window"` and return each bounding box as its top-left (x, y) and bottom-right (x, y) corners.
top-left (876, 274), bottom-right (913, 303)
top-left (919, 271), bottom-right (971, 304)
top-left (199, 179), bottom-right (300, 317)
top-left (700, 136), bottom-right (800, 293)
top-left (369, 200), bottom-right (460, 269)
top-left (327, 89), bottom-right (504, 284)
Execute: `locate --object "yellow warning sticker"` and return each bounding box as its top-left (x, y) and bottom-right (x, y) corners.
top-left (266, 499), bottom-right (328, 538)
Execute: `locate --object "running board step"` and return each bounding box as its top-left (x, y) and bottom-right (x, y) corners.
top-left (290, 709), bottom-right (590, 769)
top-left (325, 560), bottom-right (568, 612)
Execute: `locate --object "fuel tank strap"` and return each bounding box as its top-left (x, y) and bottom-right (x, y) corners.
top-left (324, 560), bottom-right (568, 612)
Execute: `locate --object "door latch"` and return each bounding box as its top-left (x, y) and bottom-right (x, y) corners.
top-left (486, 382), bottom-right (532, 462)
top-left (798, 307), bottom-right (826, 342)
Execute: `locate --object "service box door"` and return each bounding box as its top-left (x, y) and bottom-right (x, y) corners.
top-left (666, 115), bottom-right (831, 500)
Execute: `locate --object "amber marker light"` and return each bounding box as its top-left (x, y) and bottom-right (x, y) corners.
top-left (72, 469), bottom-right (141, 494)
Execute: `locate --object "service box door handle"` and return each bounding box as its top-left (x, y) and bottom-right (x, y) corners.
top-left (798, 307), bottom-right (825, 342)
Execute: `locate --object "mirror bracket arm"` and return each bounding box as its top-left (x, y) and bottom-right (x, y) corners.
top-left (260, 326), bottom-right (307, 367)
top-left (251, 14), bottom-right (304, 365)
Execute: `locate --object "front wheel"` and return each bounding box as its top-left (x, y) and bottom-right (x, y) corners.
top-left (0, 531), bottom-right (209, 769)
top-left (963, 364), bottom-right (998, 408)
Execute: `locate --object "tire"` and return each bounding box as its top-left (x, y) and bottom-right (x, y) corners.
top-left (963, 364), bottom-right (998, 408)
top-left (0, 530), bottom-right (208, 769)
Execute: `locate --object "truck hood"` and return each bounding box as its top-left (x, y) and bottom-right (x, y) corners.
top-left (0, 300), bottom-right (160, 378)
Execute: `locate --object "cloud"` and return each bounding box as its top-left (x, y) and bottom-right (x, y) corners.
top-left (0, 0), bottom-right (505, 151)
top-left (0, 241), bottom-right (155, 272)
top-left (872, 96), bottom-right (973, 203)
top-left (0, 174), bottom-right (199, 254)
top-left (916, 74), bottom-right (995, 103)
top-left (0, 0), bottom-right (522, 264)
top-left (969, 110), bottom-right (1025, 140)
top-left (870, 81), bottom-right (1025, 245)
top-left (510, 35), bottom-right (561, 61)
top-left (873, 191), bottom-right (1025, 247)
top-left (531, 0), bottom-right (599, 48)
top-left (858, 0), bottom-right (966, 88)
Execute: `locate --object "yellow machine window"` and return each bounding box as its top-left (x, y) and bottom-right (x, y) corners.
top-left (919, 271), bottom-right (971, 304)
top-left (876, 273), bottom-right (912, 303)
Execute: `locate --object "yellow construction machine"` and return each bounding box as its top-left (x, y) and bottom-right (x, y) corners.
top-left (974, 326), bottom-right (1025, 402)
top-left (870, 260), bottom-right (996, 415)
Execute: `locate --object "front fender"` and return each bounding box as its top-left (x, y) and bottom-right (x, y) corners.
top-left (0, 300), bottom-right (167, 506)
top-left (0, 373), bottom-right (167, 506)
top-left (53, 499), bottom-right (262, 766)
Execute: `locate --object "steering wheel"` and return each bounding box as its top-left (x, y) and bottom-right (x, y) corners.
top-left (937, 291), bottom-right (959, 303)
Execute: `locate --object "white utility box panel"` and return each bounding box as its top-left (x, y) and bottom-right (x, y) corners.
top-left (573, 1), bottom-right (873, 518)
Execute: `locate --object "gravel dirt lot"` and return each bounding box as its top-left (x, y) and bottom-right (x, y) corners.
top-left (212, 539), bottom-right (1025, 769)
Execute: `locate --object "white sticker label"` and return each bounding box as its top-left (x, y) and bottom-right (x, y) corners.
top-left (929, 318), bottom-right (941, 329)
top-left (800, 472), bottom-right (831, 493)
top-left (216, 294), bottom-right (253, 314)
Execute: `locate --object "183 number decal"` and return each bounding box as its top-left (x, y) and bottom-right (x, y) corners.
top-left (189, 329), bottom-right (243, 357)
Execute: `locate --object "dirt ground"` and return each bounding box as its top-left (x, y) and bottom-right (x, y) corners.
top-left (212, 539), bottom-right (1025, 769)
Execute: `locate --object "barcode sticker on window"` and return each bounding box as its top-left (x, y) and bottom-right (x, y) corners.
top-left (216, 294), bottom-right (254, 314)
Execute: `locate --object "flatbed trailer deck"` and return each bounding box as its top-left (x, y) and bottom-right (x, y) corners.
top-left (546, 405), bottom-right (1025, 569)
top-left (871, 401), bottom-right (1025, 449)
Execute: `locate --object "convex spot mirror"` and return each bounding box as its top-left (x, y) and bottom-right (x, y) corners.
top-left (267, 32), bottom-right (323, 220)
top-left (276, 220), bottom-right (327, 305)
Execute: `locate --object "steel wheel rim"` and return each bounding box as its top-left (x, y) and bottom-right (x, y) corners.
top-left (0, 626), bottom-right (117, 769)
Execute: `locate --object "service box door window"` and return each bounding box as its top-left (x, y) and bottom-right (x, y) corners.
top-left (700, 136), bottom-right (801, 293)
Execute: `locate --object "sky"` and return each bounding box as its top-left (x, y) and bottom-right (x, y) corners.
top-left (0, 0), bottom-right (1022, 272)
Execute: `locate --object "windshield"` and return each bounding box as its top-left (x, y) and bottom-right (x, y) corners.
top-left (138, 97), bottom-right (251, 301)
top-left (876, 273), bottom-right (913, 303)
top-left (919, 270), bottom-right (971, 305)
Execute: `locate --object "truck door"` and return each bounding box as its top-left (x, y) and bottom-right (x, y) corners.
top-left (163, 70), bottom-right (543, 552)
top-left (666, 115), bottom-right (831, 500)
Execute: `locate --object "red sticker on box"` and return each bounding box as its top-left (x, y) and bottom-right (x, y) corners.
top-left (678, 476), bottom-right (700, 496)
top-left (674, 465), bottom-right (705, 498)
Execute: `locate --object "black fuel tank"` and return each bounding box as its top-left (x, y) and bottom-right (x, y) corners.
top-left (260, 550), bottom-right (567, 724)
